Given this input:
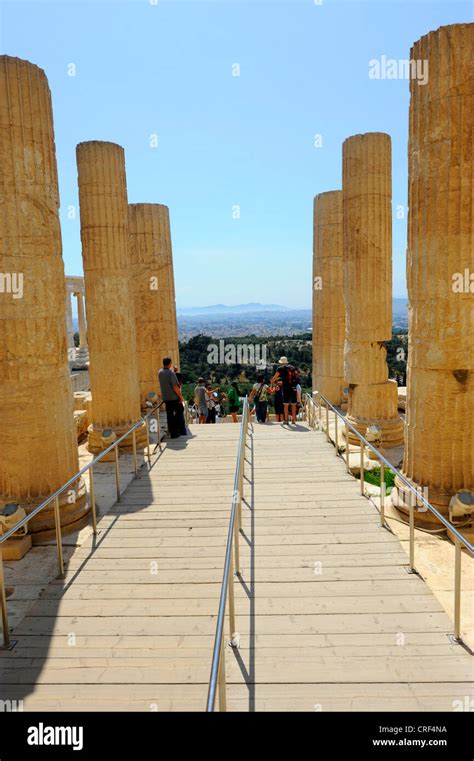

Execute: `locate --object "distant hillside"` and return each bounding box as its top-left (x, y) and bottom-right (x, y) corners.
top-left (392, 298), bottom-right (408, 313)
top-left (177, 302), bottom-right (290, 315)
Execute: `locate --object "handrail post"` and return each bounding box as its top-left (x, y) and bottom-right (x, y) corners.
top-left (454, 538), bottom-right (462, 640)
top-left (90, 465), bottom-right (97, 535)
top-left (115, 446), bottom-right (121, 502)
top-left (228, 545), bottom-right (237, 639)
top-left (334, 414), bottom-right (338, 453)
top-left (409, 503), bottom-right (415, 571)
top-left (233, 504), bottom-right (240, 574)
top-left (0, 545), bottom-right (10, 647)
top-left (360, 444), bottom-right (365, 496)
top-left (218, 635), bottom-right (227, 711)
top-left (53, 495), bottom-right (64, 578)
top-left (318, 393), bottom-right (322, 429)
top-left (345, 424), bottom-right (350, 473)
top-left (132, 428), bottom-right (138, 476)
top-left (325, 404), bottom-right (329, 441)
top-left (156, 408), bottom-right (162, 451)
top-left (146, 420), bottom-right (152, 468)
top-left (380, 460), bottom-right (385, 527)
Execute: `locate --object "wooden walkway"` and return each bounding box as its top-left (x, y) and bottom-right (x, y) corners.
top-left (0, 421), bottom-right (472, 711)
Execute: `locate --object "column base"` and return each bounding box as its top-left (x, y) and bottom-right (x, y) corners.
top-left (72, 346), bottom-right (89, 369)
top-left (19, 477), bottom-right (89, 543)
top-left (345, 414), bottom-right (404, 447)
top-left (390, 474), bottom-right (449, 528)
top-left (87, 421), bottom-right (148, 455)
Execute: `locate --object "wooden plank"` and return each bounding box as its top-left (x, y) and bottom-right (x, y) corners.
top-left (40, 579), bottom-right (431, 599)
top-left (13, 611), bottom-right (453, 637)
top-left (25, 594), bottom-right (443, 618)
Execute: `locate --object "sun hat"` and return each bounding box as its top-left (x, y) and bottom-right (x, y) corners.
top-left (278, 356), bottom-right (288, 365)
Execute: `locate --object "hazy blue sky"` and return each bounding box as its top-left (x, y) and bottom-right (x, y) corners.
top-left (1, 0), bottom-right (471, 308)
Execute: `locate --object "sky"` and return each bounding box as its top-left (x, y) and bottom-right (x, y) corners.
top-left (0, 0), bottom-right (471, 309)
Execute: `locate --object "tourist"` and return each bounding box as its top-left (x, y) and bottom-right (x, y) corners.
top-left (226, 381), bottom-right (241, 423)
top-left (270, 356), bottom-right (299, 425)
top-left (248, 374), bottom-right (271, 423)
top-left (158, 357), bottom-right (186, 439)
top-left (174, 365), bottom-right (184, 388)
top-left (272, 379), bottom-right (284, 422)
top-left (205, 383), bottom-right (219, 423)
top-left (173, 365), bottom-right (187, 434)
top-left (194, 377), bottom-right (208, 424)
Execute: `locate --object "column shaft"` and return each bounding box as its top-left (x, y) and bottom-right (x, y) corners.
top-left (342, 132), bottom-right (403, 446)
top-left (395, 24), bottom-right (473, 518)
top-left (129, 203), bottom-right (179, 406)
top-left (76, 141), bottom-right (145, 452)
top-left (312, 191), bottom-right (344, 405)
top-left (0, 56), bottom-right (87, 539)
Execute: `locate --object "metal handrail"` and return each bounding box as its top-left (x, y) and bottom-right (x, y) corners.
top-left (0, 400), bottom-right (165, 647)
top-left (206, 397), bottom-right (250, 712)
top-left (304, 391), bottom-right (473, 642)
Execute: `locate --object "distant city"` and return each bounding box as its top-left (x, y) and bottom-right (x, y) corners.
top-left (72, 299), bottom-right (408, 339)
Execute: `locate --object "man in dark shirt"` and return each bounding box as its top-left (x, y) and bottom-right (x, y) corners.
top-left (270, 356), bottom-right (298, 425)
top-left (158, 357), bottom-right (186, 438)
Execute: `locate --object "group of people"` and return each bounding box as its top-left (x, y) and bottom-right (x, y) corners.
top-left (158, 355), bottom-right (302, 439)
top-left (193, 378), bottom-right (241, 424)
top-left (249, 356), bottom-right (302, 424)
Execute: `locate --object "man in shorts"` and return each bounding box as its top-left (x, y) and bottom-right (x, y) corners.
top-left (194, 378), bottom-right (208, 424)
top-left (270, 356), bottom-right (298, 425)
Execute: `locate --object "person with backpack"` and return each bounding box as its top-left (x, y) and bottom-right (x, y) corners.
top-left (270, 356), bottom-right (299, 425)
top-left (248, 373), bottom-right (272, 423)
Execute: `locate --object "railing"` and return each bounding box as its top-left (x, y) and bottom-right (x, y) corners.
top-left (304, 392), bottom-right (473, 643)
top-left (206, 397), bottom-right (250, 712)
top-left (0, 400), bottom-right (166, 647)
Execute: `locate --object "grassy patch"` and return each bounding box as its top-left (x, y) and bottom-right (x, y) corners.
top-left (363, 466), bottom-right (396, 494)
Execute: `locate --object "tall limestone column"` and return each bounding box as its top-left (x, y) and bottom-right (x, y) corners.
top-left (392, 24), bottom-right (473, 523)
top-left (76, 141), bottom-right (146, 452)
top-left (74, 290), bottom-right (89, 367)
top-left (342, 132), bottom-right (403, 446)
top-left (312, 191), bottom-right (345, 405)
top-left (160, 206), bottom-right (180, 368)
top-left (0, 56), bottom-right (87, 540)
top-left (129, 203), bottom-right (180, 406)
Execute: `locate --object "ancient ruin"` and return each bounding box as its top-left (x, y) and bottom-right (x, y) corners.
top-left (312, 191), bottom-right (345, 405)
top-left (129, 203), bottom-right (180, 407)
top-left (392, 23), bottom-right (473, 522)
top-left (65, 276), bottom-right (89, 369)
top-left (342, 132), bottom-right (404, 446)
top-left (76, 141), bottom-right (146, 452)
top-left (0, 56), bottom-right (88, 540)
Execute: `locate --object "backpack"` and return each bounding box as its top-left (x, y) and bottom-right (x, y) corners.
top-left (282, 365), bottom-right (298, 388)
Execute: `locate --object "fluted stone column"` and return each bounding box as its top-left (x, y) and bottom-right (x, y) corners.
top-left (312, 191), bottom-right (345, 405)
top-left (129, 203), bottom-right (180, 406)
top-left (65, 289), bottom-right (75, 366)
top-left (160, 206), bottom-right (179, 368)
top-left (76, 141), bottom-right (146, 452)
top-left (392, 24), bottom-right (473, 522)
top-left (74, 290), bottom-right (89, 367)
top-left (342, 132), bottom-right (403, 446)
top-left (0, 56), bottom-right (87, 540)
